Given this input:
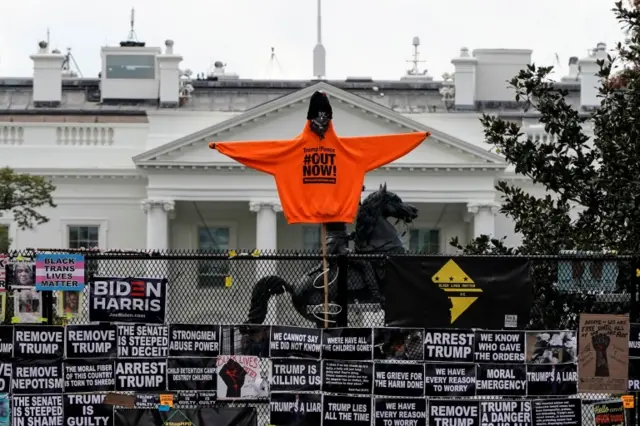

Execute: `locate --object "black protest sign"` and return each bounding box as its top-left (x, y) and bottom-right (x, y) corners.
top-left (13, 395), bottom-right (63, 426)
top-left (0, 326), bottom-right (13, 356)
top-left (322, 327), bottom-right (373, 361)
top-left (13, 358), bottom-right (63, 394)
top-left (172, 392), bottom-right (217, 409)
top-left (631, 323), bottom-right (640, 358)
top-left (168, 357), bottom-right (216, 391)
top-left (374, 398), bottom-right (427, 426)
top-left (64, 359), bottom-right (115, 393)
top-left (0, 361), bottom-right (10, 393)
top-left (428, 400), bottom-right (479, 426)
top-left (323, 395), bottom-right (372, 426)
top-left (424, 329), bottom-right (475, 362)
top-left (64, 394), bottom-right (113, 426)
top-left (374, 327), bottom-right (424, 361)
top-left (169, 323), bottom-right (220, 357)
top-left (476, 364), bottom-right (527, 396)
top-left (115, 358), bottom-right (167, 392)
top-left (424, 363), bottom-right (476, 397)
top-left (474, 330), bottom-right (525, 363)
top-left (526, 363), bottom-right (578, 396)
top-left (373, 362), bottom-right (424, 397)
top-left (532, 399), bottom-right (581, 426)
top-left (629, 357), bottom-right (640, 391)
top-left (66, 324), bottom-right (117, 358)
top-left (89, 276), bottom-right (167, 324)
top-left (592, 400), bottom-right (624, 426)
top-left (384, 257), bottom-right (532, 329)
top-left (270, 325), bottom-right (322, 358)
top-left (14, 325), bottom-right (64, 360)
top-left (117, 324), bottom-right (168, 358)
top-left (480, 400), bottom-right (532, 426)
top-left (270, 358), bottom-right (321, 392)
top-left (322, 360), bottom-right (372, 394)
top-left (114, 407), bottom-right (258, 426)
top-left (270, 393), bottom-right (322, 426)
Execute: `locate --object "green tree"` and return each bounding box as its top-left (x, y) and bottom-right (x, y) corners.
top-left (0, 167), bottom-right (56, 251)
top-left (451, 2), bottom-right (639, 328)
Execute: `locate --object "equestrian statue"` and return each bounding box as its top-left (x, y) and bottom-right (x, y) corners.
top-left (246, 183), bottom-right (418, 328)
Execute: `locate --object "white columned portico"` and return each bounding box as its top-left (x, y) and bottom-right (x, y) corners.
top-left (467, 202), bottom-right (499, 238)
top-left (142, 199), bottom-right (175, 250)
top-left (249, 201), bottom-right (282, 324)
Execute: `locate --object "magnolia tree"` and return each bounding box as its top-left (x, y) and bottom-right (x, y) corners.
top-left (450, 2), bottom-right (640, 328)
top-left (0, 167), bottom-right (56, 252)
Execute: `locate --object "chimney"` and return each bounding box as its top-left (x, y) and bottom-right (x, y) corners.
top-left (157, 40), bottom-right (183, 107)
top-left (561, 57), bottom-right (580, 82)
top-left (451, 47), bottom-right (477, 109)
top-left (472, 48), bottom-right (532, 102)
top-left (578, 42), bottom-right (607, 109)
top-left (30, 41), bottom-right (64, 107)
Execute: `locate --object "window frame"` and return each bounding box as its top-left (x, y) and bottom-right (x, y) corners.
top-left (59, 219), bottom-right (109, 250)
top-left (302, 225), bottom-right (322, 251)
top-left (194, 221), bottom-right (237, 288)
top-left (409, 227), bottom-right (441, 254)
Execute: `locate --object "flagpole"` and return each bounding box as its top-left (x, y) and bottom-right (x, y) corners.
top-left (321, 223), bottom-right (329, 328)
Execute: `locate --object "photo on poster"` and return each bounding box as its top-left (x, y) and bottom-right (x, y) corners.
top-left (270, 393), bottom-right (322, 426)
top-left (374, 398), bottom-right (426, 426)
top-left (222, 325), bottom-right (270, 357)
top-left (373, 327), bottom-right (424, 360)
top-left (270, 358), bottom-right (321, 392)
top-left (13, 288), bottom-right (42, 323)
top-left (58, 291), bottom-right (83, 318)
top-left (525, 330), bottom-right (577, 364)
top-left (217, 355), bottom-right (269, 400)
top-left (5, 261), bottom-right (35, 290)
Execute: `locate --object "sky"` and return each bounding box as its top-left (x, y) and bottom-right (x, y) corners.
top-left (0, 0), bottom-right (627, 81)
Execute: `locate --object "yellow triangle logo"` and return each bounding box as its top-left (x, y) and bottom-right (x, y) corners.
top-left (432, 259), bottom-right (474, 284)
top-left (449, 297), bottom-right (478, 323)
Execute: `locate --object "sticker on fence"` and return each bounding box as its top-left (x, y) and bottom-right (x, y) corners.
top-left (269, 325), bottom-right (322, 358)
top-left (269, 358), bottom-right (321, 392)
top-left (269, 393), bottom-right (322, 426)
top-left (13, 325), bottom-right (64, 359)
top-left (479, 400), bottom-right (531, 426)
top-left (117, 324), bottom-right (168, 358)
top-left (13, 359), bottom-right (64, 394)
top-left (13, 395), bottom-right (63, 426)
top-left (322, 327), bottom-right (373, 361)
top-left (374, 398), bottom-right (427, 426)
top-left (64, 394), bottom-right (113, 426)
top-left (167, 357), bottom-right (216, 391)
top-left (216, 355), bottom-right (268, 400)
top-left (64, 359), bottom-right (115, 393)
top-left (474, 330), bottom-right (525, 363)
top-left (115, 359), bottom-right (167, 392)
top-left (323, 395), bottom-right (372, 426)
top-left (428, 400), bottom-right (479, 426)
top-left (168, 324), bottom-right (220, 357)
top-left (322, 360), bottom-right (373, 395)
top-left (424, 329), bottom-right (475, 362)
top-left (66, 324), bottom-right (117, 358)
top-left (373, 362), bottom-right (425, 397)
top-left (476, 364), bottom-right (527, 396)
top-left (89, 277), bottom-right (167, 324)
top-left (424, 362), bottom-right (476, 397)
top-left (35, 253), bottom-right (85, 291)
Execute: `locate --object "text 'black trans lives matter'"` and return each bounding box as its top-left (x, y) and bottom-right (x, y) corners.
top-left (89, 277), bottom-right (167, 324)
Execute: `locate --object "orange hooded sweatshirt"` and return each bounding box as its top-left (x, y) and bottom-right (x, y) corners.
top-left (211, 122), bottom-right (430, 224)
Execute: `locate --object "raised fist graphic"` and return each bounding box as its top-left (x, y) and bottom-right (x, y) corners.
top-left (592, 333), bottom-right (610, 377)
top-left (220, 358), bottom-right (248, 398)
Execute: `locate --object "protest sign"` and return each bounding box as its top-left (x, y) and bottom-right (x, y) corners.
top-left (424, 329), bottom-right (474, 362)
top-left (269, 393), bottom-right (322, 426)
top-left (474, 330), bottom-right (525, 363)
top-left (35, 253), bottom-right (85, 291)
top-left (14, 325), bottom-right (64, 360)
top-left (526, 363), bottom-right (578, 396)
top-left (479, 400), bottom-right (531, 426)
top-left (167, 357), bottom-right (216, 391)
top-left (66, 324), bottom-right (117, 359)
top-left (117, 324), bottom-right (168, 358)
top-left (270, 358), bottom-right (321, 392)
top-left (64, 393), bottom-right (113, 426)
top-left (322, 360), bottom-right (373, 394)
top-left (428, 400), bottom-right (479, 426)
top-left (0, 361), bottom-right (10, 393)
top-left (89, 277), bottom-right (167, 324)
top-left (64, 359), bottom-right (115, 393)
top-left (373, 362), bottom-right (425, 397)
top-left (323, 395), bottom-right (372, 426)
top-left (424, 362), bottom-right (476, 397)
top-left (169, 324), bottom-right (219, 357)
top-left (13, 359), bottom-right (63, 394)
top-left (115, 359), bottom-right (167, 392)
top-left (374, 398), bottom-right (427, 426)
top-left (270, 325), bottom-right (322, 358)
top-left (322, 327), bottom-right (373, 361)
top-left (0, 326), bottom-right (12, 356)
top-left (217, 355), bottom-right (268, 400)
top-left (476, 364), bottom-right (527, 396)
top-left (13, 395), bottom-right (63, 426)
top-left (532, 399), bottom-right (581, 426)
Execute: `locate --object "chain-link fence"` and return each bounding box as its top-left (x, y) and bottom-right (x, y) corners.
top-left (3, 250), bottom-right (639, 425)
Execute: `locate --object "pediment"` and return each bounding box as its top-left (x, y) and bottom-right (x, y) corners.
top-left (133, 82), bottom-right (505, 168)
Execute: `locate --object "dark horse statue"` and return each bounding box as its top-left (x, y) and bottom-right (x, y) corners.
top-left (246, 184), bottom-right (418, 327)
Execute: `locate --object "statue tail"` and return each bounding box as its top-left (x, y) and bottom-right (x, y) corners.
top-left (246, 275), bottom-right (292, 324)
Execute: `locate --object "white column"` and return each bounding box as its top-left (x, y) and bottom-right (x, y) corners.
top-left (467, 202), bottom-right (499, 238)
top-left (249, 201), bottom-right (281, 324)
top-left (142, 199), bottom-right (175, 250)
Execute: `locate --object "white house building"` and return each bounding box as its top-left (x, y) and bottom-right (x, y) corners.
top-left (0, 36), bottom-right (606, 259)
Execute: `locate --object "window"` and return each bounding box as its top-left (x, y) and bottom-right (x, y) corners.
top-left (68, 225), bottom-right (100, 275)
top-left (302, 226), bottom-right (321, 251)
top-left (409, 228), bottom-right (440, 254)
top-left (198, 226), bottom-right (230, 287)
top-left (105, 55), bottom-right (156, 79)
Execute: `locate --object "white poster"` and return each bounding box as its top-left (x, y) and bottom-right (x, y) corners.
top-left (216, 355), bottom-right (269, 399)
top-left (14, 289), bottom-right (42, 323)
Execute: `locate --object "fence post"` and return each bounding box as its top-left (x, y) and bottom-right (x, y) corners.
top-left (336, 255), bottom-right (349, 327)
